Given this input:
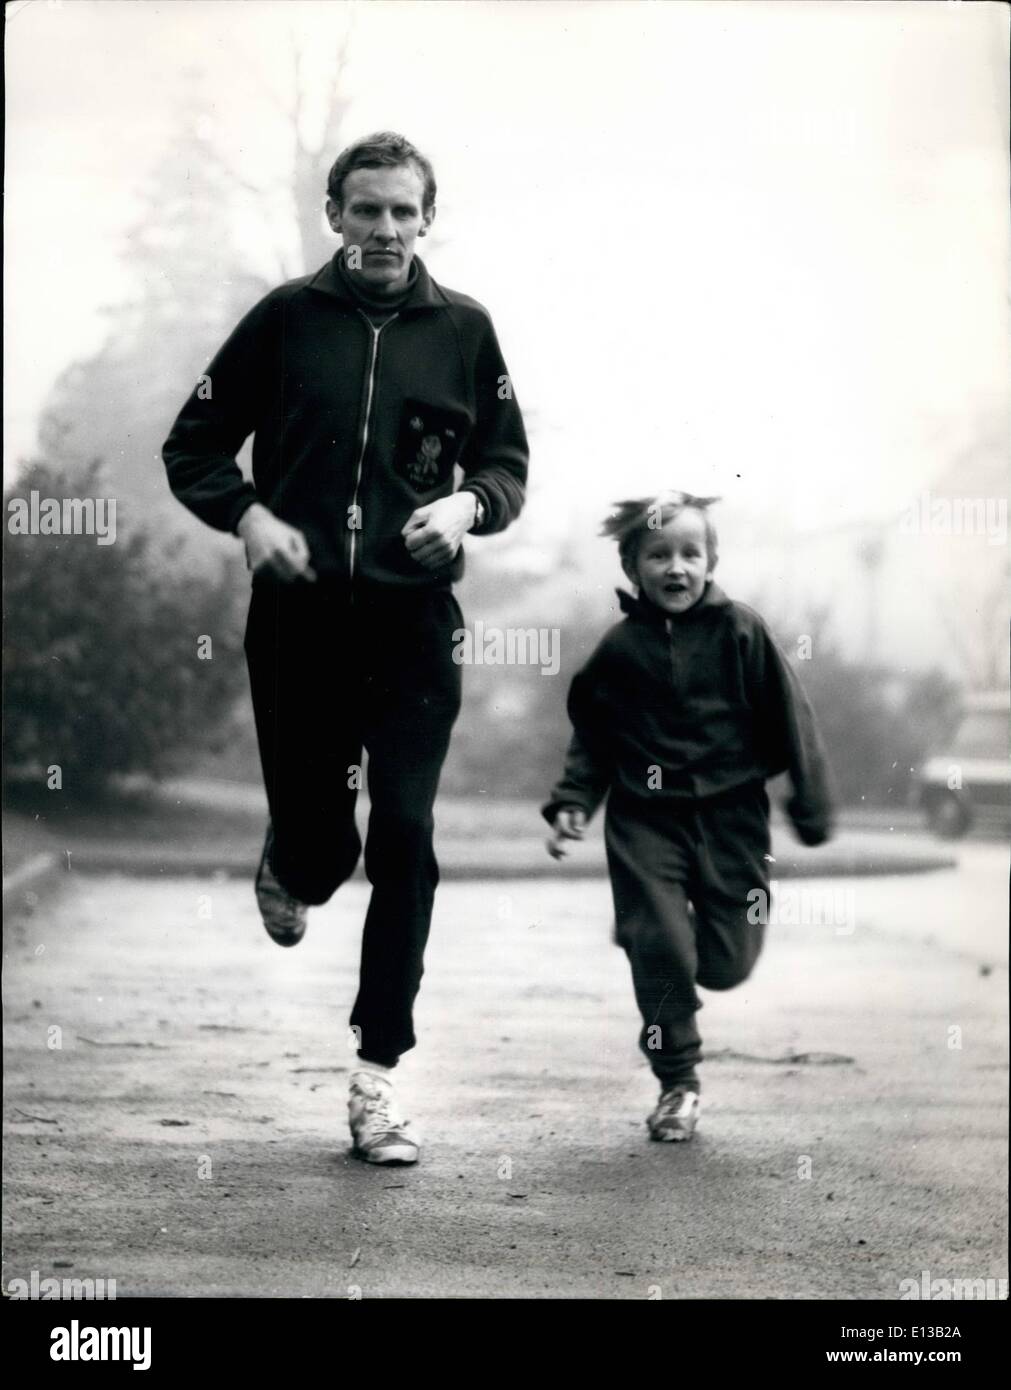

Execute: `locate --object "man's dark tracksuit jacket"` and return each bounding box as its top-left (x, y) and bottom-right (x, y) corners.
top-left (162, 251), bottom-right (528, 584)
top-left (542, 583), bottom-right (836, 1088)
top-left (161, 252), bottom-right (528, 1065)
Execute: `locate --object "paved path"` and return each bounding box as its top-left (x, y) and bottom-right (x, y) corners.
top-left (3, 845), bottom-right (1007, 1298)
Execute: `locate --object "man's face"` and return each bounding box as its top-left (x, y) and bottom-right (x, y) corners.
top-left (630, 509), bottom-right (713, 616)
top-left (326, 164), bottom-right (433, 295)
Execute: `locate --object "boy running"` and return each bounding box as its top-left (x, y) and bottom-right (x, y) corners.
top-left (543, 492), bottom-right (834, 1141)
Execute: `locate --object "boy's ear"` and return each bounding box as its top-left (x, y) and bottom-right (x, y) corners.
top-left (620, 558), bottom-right (639, 586)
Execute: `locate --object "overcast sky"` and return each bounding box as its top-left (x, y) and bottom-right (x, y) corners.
top-left (5, 0), bottom-right (1009, 556)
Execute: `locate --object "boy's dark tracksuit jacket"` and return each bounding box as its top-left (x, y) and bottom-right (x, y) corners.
top-left (162, 252), bottom-right (528, 585)
top-left (542, 583), bottom-right (835, 845)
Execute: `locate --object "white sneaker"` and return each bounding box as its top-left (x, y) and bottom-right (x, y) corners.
top-left (348, 1069), bottom-right (420, 1165)
top-left (647, 1085), bottom-right (701, 1142)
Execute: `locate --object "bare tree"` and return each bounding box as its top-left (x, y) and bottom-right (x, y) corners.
top-left (936, 561), bottom-right (1011, 692)
top-left (204, 25), bottom-right (449, 279)
top-left (289, 38), bottom-right (353, 274)
top-left (197, 30), bottom-right (352, 280)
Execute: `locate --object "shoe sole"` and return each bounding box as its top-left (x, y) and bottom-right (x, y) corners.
top-left (351, 1144), bottom-right (419, 1165)
top-left (649, 1128), bottom-right (696, 1143)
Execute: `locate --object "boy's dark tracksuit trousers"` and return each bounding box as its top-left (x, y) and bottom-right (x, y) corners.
top-left (605, 782), bottom-right (771, 1093)
top-left (244, 576), bottom-right (463, 1068)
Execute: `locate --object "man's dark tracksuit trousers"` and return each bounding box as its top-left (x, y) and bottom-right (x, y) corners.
top-left (604, 781), bottom-right (771, 1093)
top-left (244, 576), bottom-right (463, 1067)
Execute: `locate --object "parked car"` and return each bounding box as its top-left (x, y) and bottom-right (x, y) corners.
top-left (918, 691), bottom-right (1010, 838)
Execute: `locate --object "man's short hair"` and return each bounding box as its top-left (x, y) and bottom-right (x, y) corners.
top-left (601, 490), bottom-right (720, 576)
top-left (326, 132), bottom-right (437, 213)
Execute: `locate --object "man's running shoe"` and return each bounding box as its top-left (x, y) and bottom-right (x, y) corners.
top-left (348, 1069), bottom-right (420, 1165)
top-left (255, 825), bottom-right (308, 947)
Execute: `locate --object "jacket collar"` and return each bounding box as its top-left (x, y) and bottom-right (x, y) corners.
top-left (306, 250), bottom-right (448, 311)
top-left (617, 581), bottom-right (730, 624)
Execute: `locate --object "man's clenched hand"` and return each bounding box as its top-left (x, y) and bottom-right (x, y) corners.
top-left (402, 493), bottom-right (478, 571)
top-left (238, 503), bottom-right (316, 583)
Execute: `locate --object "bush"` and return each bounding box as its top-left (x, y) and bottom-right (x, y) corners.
top-left (770, 612), bottom-right (962, 808)
top-left (4, 459), bottom-right (247, 796)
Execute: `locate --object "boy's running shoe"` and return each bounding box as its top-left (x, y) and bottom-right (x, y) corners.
top-left (255, 825), bottom-right (308, 947)
top-left (348, 1069), bottom-right (420, 1165)
top-left (648, 1085), bottom-right (700, 1142)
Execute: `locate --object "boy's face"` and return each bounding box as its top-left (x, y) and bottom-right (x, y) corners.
top-left (631, 509), bottom-right (713, 616)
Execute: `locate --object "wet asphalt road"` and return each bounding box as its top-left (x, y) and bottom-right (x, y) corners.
top-left (3, 841), bottom-right (1007, 1298)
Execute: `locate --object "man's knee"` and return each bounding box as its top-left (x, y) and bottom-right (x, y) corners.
top-left (272, 826), bottom-right (361, 905)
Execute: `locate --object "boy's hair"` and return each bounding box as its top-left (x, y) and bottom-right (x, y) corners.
top-left (326, 132), bottom-right (437, 213)
top-left (601, 491), bottom-right (721, 577)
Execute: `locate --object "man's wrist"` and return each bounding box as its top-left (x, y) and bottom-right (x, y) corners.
top-left (236, 502), bottom-right (268, 538)
top-left (462, 490), bottom-right (485, 531)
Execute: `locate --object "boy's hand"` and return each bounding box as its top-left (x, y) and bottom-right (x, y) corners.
top-left (547, 807), bottom-right (586, 860)
top-left (786, 795), bottom-right (833, 847)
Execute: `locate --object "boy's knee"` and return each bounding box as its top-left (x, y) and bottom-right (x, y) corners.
top-left (697, 958), bottom-right (755, 991)
top-left (696, 928), bottom-right (764, 991)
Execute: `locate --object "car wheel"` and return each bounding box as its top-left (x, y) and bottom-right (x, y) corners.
top-left (926, 792), bottom-right (971, 840)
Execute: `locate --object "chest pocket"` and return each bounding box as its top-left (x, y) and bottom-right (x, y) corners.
top-left (393, 399), bottom-right (471, 493)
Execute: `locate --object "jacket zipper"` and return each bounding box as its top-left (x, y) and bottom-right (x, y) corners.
top-left (665, 617), bottom-right (677, 686)
top-left (348, 311), bottom-right (396, 584)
